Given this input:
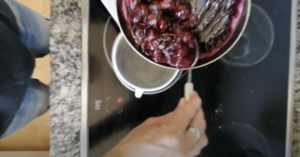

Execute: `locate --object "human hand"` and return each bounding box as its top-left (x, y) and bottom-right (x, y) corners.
top-left (104, 92), bottom-right (208, 157)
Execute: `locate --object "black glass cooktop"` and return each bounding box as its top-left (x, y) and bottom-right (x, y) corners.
top-left (87, 0), bottom-right (294, 156)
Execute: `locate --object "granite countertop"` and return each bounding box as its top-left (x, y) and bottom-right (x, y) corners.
top-left (49, 0), bottom-right (300, 156)
top-left (50, 0), bottom-right (81, 156)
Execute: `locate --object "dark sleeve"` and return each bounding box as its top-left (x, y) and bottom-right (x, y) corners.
top-left (0, 0), bottom-right (19, 36)
top-left (0, 21), bottom-right (34, 135)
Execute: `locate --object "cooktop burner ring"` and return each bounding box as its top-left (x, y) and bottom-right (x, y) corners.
top-left (221, 3), bottom-right (275, 67)
top-left (203, 123), bottom-right (271, 157)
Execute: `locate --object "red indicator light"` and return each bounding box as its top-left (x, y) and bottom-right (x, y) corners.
top-left (117, 99), bottom-right (122, 103)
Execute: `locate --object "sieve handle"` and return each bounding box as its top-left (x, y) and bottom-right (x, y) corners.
top-left (184, 83), bottom-right (194, 101)
top-left (135, 88), bottom-right (144, 98)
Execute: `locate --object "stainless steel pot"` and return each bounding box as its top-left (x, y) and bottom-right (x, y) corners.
top-left (101, 0), bottom-right (251, 70)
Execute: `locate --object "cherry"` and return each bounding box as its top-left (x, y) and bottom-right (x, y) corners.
top-left (175, 4), bottom-right (191, 20)
top-left (145, 14), bottom-right (159, 26)
top-left (176, 56), bottom-right (194, 68)
top-left (168, 57), bottom-right (178, 67)
top-left (173, 27), bottom-right (184, 37)
top-left (179, 14), bottom-right (201, 29)
top-left (159, 0), bottom-right (176, 10)
top-left (156, 18), bottom-right (170, 32)
top-left (145, 28), bottom-right (159, 42)
top-left (149, 1), bottom-right (161, 14)
top-left (133, 25), bottom-right (146, 45)
top-left (182, 31), bottom-right (194, 43)
top-left (134, 4), bottom-right (150, 17)
top-left (130, 12), bottom-right (142, 24)
top-left (186, 40), bottom-right (196, 49)
top-left (149, 50), bottom-right (167, 63)
top-left (127, 0), bottom-right (141, 10)
top-left (163, 45), bottom-right (176, 57)
top-left (175, 46), bottom-right (189, 58)
top-left (165, 44), bottom-right (176, 52)
top-left (162, 33), bottom-right (176, 43)
top-left (144, 40), bottom-right (160, 51)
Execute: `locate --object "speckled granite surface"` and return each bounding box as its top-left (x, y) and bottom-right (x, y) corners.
top-left (50, 0), bottom-right (82, 156)
top-left (49, 0), bottom-right (300, 157)
top-left (292, 4), bottom-right (300, 155)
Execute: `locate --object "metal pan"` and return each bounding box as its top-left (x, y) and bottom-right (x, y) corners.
top-left (102, 0), bottom-right (251, 70)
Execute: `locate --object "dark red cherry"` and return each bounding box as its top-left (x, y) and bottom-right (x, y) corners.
top-left (160, 0), bottom-right (176, 10)
top-left (145, 28), bottom-right (159, 42)
top-left (145, 14), bottom-right (159, 26)
top-left (176, 57), bottom-right (194, 68)
top-left (186, 40), bottom-right (196, 49)
top-left (149, 1), bottom-right (161, 14)
top-left (149, 50), bottom-right (167, 63)
top-left (127, 0), bottom-right (141, 10)
top-left (156, 18), bottom-right (170, 32)
top-left (133, 25), bottom-right (146, 45)
top-left (182, 31), bottom-right (194, 43)
top-left (130, 12), bottom-right (142, 24)
top-left (179, 14), bottom-right (200, 29)
top-left (134, 4), bottom-right (150, 17)
top-left (175, 4), bottom-right (192, 20)
top-left (144, 40), bottom-right (159, 51)
top-left (162, 33), bottom-right (176, 43)
top-left (175, 46), bottom-right (189, 58)
top-left (168, 57), bottom-right (178, 67)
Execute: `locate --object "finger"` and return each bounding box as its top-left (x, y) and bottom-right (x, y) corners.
top-left (150, 98), bottom-right (187, 125)
top-left (190, 108), bottom-right (206, 132)
top-left (152, 96), bottom-right (197, 126)
top-left (177, 98), bottom-right (187, 108)
top-left (151, 98), bottom-right (186, 124)
top-left (171, 92), bottom-right (202, 132)
top-left (177, 130), bottom-right (198, 157)
top-left (189, 134), bottom-right (209, 157)
top-left (181, 109), bottom-right (206, 153)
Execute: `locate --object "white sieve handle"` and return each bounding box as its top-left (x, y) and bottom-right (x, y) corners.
top-left (135, 88), bottom-right (144, 98)
top-left (184, 83), bottom-right (194, 101)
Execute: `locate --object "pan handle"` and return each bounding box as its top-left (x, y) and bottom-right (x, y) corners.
top-left (101, 0), bottom-right (120, 25)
